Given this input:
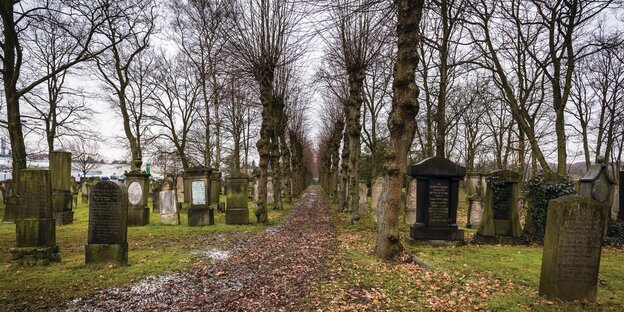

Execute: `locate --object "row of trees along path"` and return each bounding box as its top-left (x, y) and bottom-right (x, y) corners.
top-left (68, 187), bottom-right (335, 311)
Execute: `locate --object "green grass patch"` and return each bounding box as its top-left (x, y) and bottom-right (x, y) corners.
top-left (0, 192), bottom-right (293, 310)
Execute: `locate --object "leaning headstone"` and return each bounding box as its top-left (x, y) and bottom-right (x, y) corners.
top-left (358, 180), bottom-right (368, 212)
top-left (50, 150), bottom-right (73, 225)
top-left (2, 180), bottom-right (16, 223)
top-left (186, 166), bottom-right (214, 226)
top-left (539, 196), bottom-right (608, 301)
top-left (85, 181), bottom-right (128, 265)
top-left (226, 176), bottom-right (250, 225)
top-left (125, 171), bottom-right (150, 226)
top-left (159, 178), bottom-right (179, 225)
top-left (10, 169), bottom-right (60, 264)
top-left (477, 169), bottom-right (522, 241)
top-left (408, 157), bottom-right (465, 241)
top-left (405, 179), bottom-right (417, 225)
top-left (371, 177), bottom-right (384, 221)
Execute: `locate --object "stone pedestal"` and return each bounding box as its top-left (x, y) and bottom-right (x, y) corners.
top-left (125, 171), bottom-right (151, 226)
top-left (185, 167), bottom-right (214, 226)
top-left (10, 169), bottom-right (60, 264)
top-left (85, 181), bottom-right (128, 265)
top-left (226, 176), bottom-right (250, 225)
top-left (539, 196), bottom-right (608, 301)
top-left (408, 157), bottom-right (465, 242)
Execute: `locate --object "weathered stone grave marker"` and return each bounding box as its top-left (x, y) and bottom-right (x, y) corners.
top-left (159, 178), bottom-right (179, 225)
top-left (85, 181), bottom-right (128, 265)
top-left (186, 166), bottom-right (214, 226)
top-left (210, 171), bottom-right (222, 212)
top-left (539, 196), bottom-right (608, 301)
top-left (10, 169), bottom-right (60, 264)
top-left (580, 157), bottom-right (615, 207)
top-left (2, 180), bottom-right (16, 223)
top-left (226, 176), bottom-right (250, 225)
top-left (408, 157), bottom-right (465, 241)
top-left (125, 171), bottom-right (150, 226)
top-left (405, 178), bottom-right (417, 225)
top-left (477, 169), bottom-right (522, 241)
top-left (151, 179), bottom-right (162, 213)
top-left (51, 150), bottom-right (73, 225)
top-left (358, 180), bottom-right (368, 212)
top-left (466, 174), bottom-right (484, 229)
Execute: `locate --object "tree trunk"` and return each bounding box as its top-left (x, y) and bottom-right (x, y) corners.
top-left (375, 0), bottom-right (424, 260)
top-left (347, 69), bottom-right (365, 224)
top-left (339, 117), bottom-right (350, 213)
top-left (254, 75), bottom-right (273, 224)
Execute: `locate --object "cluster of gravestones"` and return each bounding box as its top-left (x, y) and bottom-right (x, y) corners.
top-left (366, 156), bottom-right (621, 302)
top-left (4, 156), bottom-right (252, 266)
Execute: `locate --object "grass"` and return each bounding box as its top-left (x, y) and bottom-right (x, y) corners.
top-left (0, 193), bottom-right (293, 311)
top-left (307, 189), bottom-right (624, 311)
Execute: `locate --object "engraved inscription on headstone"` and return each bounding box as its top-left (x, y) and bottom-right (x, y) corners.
top-left (493, 184), bottom-right (512, 220)
top-left (428, 179), bottom-right (449, 227)
top-left (127, 181), bottom-right (142, 206)
top-left (192, 180), bottom-right (206, 205)
top-left (470, 199), bottom-right (483, 226)
top-left (160, 191), bottom-right (177, 215)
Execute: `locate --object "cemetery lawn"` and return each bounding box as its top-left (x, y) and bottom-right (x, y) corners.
top-left (306, 198), bottom-right (624, 311)
top-left (0, 194), bottom-right (292, 311)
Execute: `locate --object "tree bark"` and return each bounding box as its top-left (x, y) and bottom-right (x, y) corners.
top-left (346, 69), bottom-right (365, 224)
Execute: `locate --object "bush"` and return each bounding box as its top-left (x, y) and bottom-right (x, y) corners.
top-left (606, 219), bottom-right (624, 246)
top-left (524, 174), bottom-right (575, 242)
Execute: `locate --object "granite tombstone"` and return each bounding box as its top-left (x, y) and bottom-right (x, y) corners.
top-left (186, 166), bottom-right (214, 226)
top-left (226, 176), bottom-right (250, 224)
top-left (50, 150), bottom-right (73, 225)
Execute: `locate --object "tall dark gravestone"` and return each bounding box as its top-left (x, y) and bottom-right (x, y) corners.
top-left (477, 169), bottom-right (522, 241)
top-left (539, 196), bottom-right (608, 301)
top-left (10, 169), bottom-right (60, 264)
top-left (124, 171), bottom-right (150, 226)
top-left (50, 150), bottom-right (73, 225)
top-left (210, 171), bottom-right (222, 211)
top-left (151, 180), bottom-right (163, 214)
top-left (85, 181), bottom-right (128, 265)
top-left (2, 180), bottom-right (16, 223)
top-left (186, 166), bottom-right (214, 226)
top-left (408, 157), bottom-right (465, 241)
top-left (226, 176), bottom-right (250, 225)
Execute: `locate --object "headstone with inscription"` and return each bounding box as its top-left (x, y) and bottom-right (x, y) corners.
top-left (159, 178), bottom-right (179, 225)
top-left (358, 180), bottom-right (368, 212)
top-left (539, 196), bottom-right (608, 301)
top-left (2, 180), bottom-right (16, 223)
top-left (50, 150), bottom-right (74, 225)
top-left (85, 181), bottom-right (128, 265)
top-left (371, 177), bottom-right (384, 222)
top-left (408, 157), bottom-right (465, 241)
top-left (405, 179), bottom-right (417, 225)
top-left (125, 171), bottom-right (150, 226)
top-left (477, 169), bottom-right (522, 239)
top-left (10, 169), bottom-right (60, 264)
top-left (185, 166), bottom-right (214, 226)
top-left (466, 175), bottom-right (484, 229)
top-left (226, 176), bottom-right (250, 224)
top-left (210, 171), bottom-right (222, 211)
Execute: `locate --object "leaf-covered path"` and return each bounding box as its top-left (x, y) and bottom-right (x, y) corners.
top-left (69, 187), bottom-right (336, 311)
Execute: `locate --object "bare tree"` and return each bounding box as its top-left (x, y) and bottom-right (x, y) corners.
top-left (68, 138), bottom-right (102, 178)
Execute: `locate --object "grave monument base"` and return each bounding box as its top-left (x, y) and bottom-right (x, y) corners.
top-left (127, 207), bottom-right (150, 226)
top-left (10, 245), bottom-right (60, 264)
top-left (160, 213), bottom-right (180, 225)
top-left (410, 225), bottom-right (464, 241)
top-left (85, 243), bottom-right (128, 265)
top-left (473, 233), bottom-right (525, 245)
top-left (53, 211), bottom-right (74, 225)
top-left (226, 208), bottom-right (249, 225)
top-left (188, 208), bottom-right (214, 226)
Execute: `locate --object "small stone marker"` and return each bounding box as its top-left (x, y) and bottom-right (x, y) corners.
top-left (186, 166), bottom-right (214, 226)
top-left (358, 180), bottom-right (368, 212)
top-left (477, 169), bottom-right (522, 240)
top-left (159, 178), bottom-right (179, 225)
top-left (226, 176), bottom-right (250, 225)
top-left (10, 169), bottom-right (60, 264)
top-left (408, 157), bottom-right (465, 241)
top-left (125, 172), bottom-right (150, 226)
top-left (371, 177), bottom-right (384, 221)
top-left (539, 196), bottom-right (608, 301)
top-left (50, 150), bottom-right (73, 225)
top-left (405, 179), bottom-right (417, 225)
top-left (85, 181), bottom-right (128, 265)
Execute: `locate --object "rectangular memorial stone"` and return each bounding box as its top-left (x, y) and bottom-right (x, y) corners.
top-left (125, 172), bottom-right (150, 226)
top-left (226, 176), bottom-right (250, 225)
top-left (85, 181), bottom-right (128, 265)
top-left (427, 179), bottom-right (450, 227)
top-left (192, 180), bottom-right (206, 205)
top-left (186, 167), bottom-right (214, 226)
top-left (50, 150), bottom-right (73, 225)
top-left (371, 177), bottom-right (384, 222)
top-left (358, 181), bottom-right (368, 212)
top-left (159, 190), bottom-right (179, 225)
top-left (406, 179), bottom-right (417, 225)
top-left (539, 196), bottom-right (608, 301)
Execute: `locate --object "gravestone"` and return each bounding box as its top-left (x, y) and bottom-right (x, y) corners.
top-left (267, 176), bottom-right (274, 205)
top-left (405, 179), bottom-right (417, 225)
top-left (159, 178), bottom-right (179, 225)
top-left (467, 177), bottom-right (484, 229)
top-left (408, 157), bottom-right (465, 241)
top-left (226, 176), bottom-right (250, 225)
top-left (125, 171), bottom-right (150, 226)
top-left (539, 196), bottom-right (608, 301)
top-left (50, 150), bottom-right (73, 225)
top-left (81, 181), bottom-right (91, 205)
top-left (465, 173), bottom-right (481, 197)
top-left (176, 176), bottom-right (185, 204)
top-left (358, 180), bottom-right (368, 212)
top-left (253, 181), bottom-right (259, 202)
top-left (85, 181), bottom-right (128, 265)
top-left (371, 177), bottom-right (384, 222)
top-left (2, 180), bottom-right (16, 223)
top-left (579, 157), bottom-right (616, 207)
top-left (10, 169), bottom-right (60, 264)
top-left (210, 171), bottom-right (222, 212)
top-left (186, 166), bottom-right (214, 226)
top-left (152, 180), bottom-right (163, 214)
top-left (618, 171), bottom-right (623, 220)
top-left (72, 194), bottom-right (78, 210)
top-left (477, 170), bottom-right (522, 240)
